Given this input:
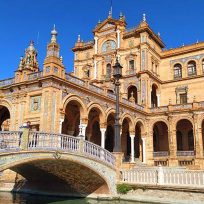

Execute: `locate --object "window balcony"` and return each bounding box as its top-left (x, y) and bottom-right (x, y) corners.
top-left (177, 151), bottom-right (195, 157)
top-left (153, 151), bottom-right (169, 157)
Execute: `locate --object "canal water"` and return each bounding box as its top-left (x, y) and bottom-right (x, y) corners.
top-left (0, 192), bottom-right (154, 204)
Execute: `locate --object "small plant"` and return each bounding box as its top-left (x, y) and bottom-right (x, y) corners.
top-left (117, 183), bottom-right (132, 194)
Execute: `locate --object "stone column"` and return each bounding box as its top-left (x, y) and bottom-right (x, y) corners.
top-left (116, 30), bottom-right (121, 48)
top-left (100, 128), bottom-right (106, 148)
top-left (157, 94), bottom-right (160, 107)
top-left (168, 116), bottom-right (177, 166)
top-left (94, 60), bottom-right (97, 79)
top-left (94, 36), bottom-right (98, 54)
top-left (130, 134), bottom-right (135, 163)
top-left (59, 118), bottom-right (64, 134)
top-left (141, 137), bottom-right (146, 163)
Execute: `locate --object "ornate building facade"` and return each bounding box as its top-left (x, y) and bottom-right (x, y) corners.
top-left (1, 14), bottom-right (204, 169)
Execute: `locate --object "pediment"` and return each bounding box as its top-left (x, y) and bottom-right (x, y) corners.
top-left (94, 18), bottom-right (117, 33)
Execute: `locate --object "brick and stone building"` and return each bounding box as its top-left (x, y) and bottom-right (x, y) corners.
top-left (1, 13), bottom-right (204, 170)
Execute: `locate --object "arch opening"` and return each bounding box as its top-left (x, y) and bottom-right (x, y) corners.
top-left (0, 105), bottom-right (10, 131)
top-left (62, 100), bottom-right (82, 136)
top-left (151, 84), bottom-right (158, 108)
top-left (127, 85), bottom-right (138, 104)
top-left (105, 113), bottom-right (114, 152)
top-left (153, 121), bottom-right (169, 152)
top-left (176, 119), bottom-right (194, 151)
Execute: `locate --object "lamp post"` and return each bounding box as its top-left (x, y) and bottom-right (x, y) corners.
top-left (113, 58), bottom-right (123, 152)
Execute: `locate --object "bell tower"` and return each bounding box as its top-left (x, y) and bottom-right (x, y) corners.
top-left (15, 41), bottom-right (39, 82)
top-left (43, 25), bottom-right (65, 78)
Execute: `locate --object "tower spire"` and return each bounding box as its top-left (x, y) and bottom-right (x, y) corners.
top-left (51, 24), bottom-right (57, 43)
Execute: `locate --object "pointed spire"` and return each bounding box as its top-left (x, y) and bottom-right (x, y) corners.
top-left (51, 24), bottom-right (58, 43)
top-left (143, 13), bottom-right (146, 22)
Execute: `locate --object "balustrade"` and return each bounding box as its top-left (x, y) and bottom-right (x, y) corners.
top-left (0, 131), bottom-right (22, 151)
top-left (0, 131), bottom-right (115, 167)
top-left (122, 167), bottom-right (204, 187)
top-left (177, 151), bottom-right (195, 156)
top-left (153, 151), bottom-right (169, 157)
top-left (0, 78), bottom-right (14, 87)
top-left (28, 71), bottom-right (43, 80)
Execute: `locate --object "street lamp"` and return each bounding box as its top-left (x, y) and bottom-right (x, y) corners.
top-left (113, 58), bottom-right (123, 152)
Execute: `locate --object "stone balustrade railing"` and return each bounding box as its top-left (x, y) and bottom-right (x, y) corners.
top-left (122, 166), bottom-right (204, 187)
top-left (177, 151), bottom-right (195, 156)
top-left (153, 151), bottom-right (169, 157)
top-left (0, 131), bottom-right (22, 151)
top-left (0, 78), bottom-right (15, 88)
top-left (0, 131), bottom-right (115, 167)
top-left (28, 71), bottom-right (43, 81)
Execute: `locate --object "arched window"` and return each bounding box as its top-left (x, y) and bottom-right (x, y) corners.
top-left (128, 86), bottom-right (138, 104)
top-left (187, 61), bottom-right (196, 76)
top-left (174, 63), bottom-right (182, 78)
top-left (202, 59), bottom-right (204, 74)
top-left (101, 40), bottom-right (116, 53)
top-left (151, 84), bottom-right (158, 108)
top-left (106, 63), bottom-right (111, 80)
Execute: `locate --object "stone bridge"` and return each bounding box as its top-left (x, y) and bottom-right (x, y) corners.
top-left (0, 130), bottom-right (116, 196)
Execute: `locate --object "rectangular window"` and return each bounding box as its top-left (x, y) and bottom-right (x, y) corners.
top-left (129, 60), bottom-right (134, 70)
top-left (180, 93), bottom-right (187, 104)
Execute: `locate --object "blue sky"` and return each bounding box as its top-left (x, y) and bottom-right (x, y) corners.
top-left (0, 0), bottom-right (204, 79)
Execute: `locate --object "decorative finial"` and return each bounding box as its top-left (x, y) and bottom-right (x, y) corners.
top-left (119, 12), bottom-right (123, 19)
top-left (182, 43), bottom-right (185, 47)
top-left (51, 24), bottom-right (58, 43)
top-left (108, 10), bottom-right (112, 18)
top-left (60, 56), bottom-right (63, 63)
top-left (98, 19), bottom-right (101, 24)
top-left (143, 13), bottom-right (146, 22)
top-left (196, 39), bottom-right (199, 44)
top-left (158, 32), bottom-right (160, 37)
top-left (77, 34), bottom-right (81, 42)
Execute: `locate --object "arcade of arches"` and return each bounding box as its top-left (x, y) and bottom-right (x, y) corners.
top-left (54, 98), bottom-right (204, 167)
top-left (2, 97), bottom-right (204, 167)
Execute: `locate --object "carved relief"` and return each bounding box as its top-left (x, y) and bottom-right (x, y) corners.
top-left (30, 96), bottom-right (41, 112)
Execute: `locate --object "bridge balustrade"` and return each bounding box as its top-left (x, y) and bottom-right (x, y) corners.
top-left (0, 131), bottom-right (115, 168)
top-left (0, 131), bottom-right (22, 151)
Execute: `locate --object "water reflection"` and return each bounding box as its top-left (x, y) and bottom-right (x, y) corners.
top-left (0, 192), bottom-right (153, 204)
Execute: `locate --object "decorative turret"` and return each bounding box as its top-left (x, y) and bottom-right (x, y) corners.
top-left (43, 25), bottom-right (65, 78)
top-left (15, 41), bottom-right (39, 82)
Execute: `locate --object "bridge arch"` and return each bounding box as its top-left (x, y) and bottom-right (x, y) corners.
top-left (0, 151), bottom-right (116, 195)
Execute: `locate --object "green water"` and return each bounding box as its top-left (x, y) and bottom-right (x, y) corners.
top-left (0, 192), bottom-right (153, 204)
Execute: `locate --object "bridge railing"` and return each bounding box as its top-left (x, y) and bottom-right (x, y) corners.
top-left (83, 140), bottom-right (115, 166)
top-left (0, 131), bottom-right (22, 151)
top-left (28, 131), bottom-right (115, 167)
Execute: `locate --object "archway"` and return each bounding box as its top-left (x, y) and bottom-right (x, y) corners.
top-left (153, 121), bottom-right (169, 153)
top-left (105, 113), bottom-right (114, 152)
top-left (135, 122), bottom-right (143, 160)
top-left (128, 85), bottom-right (138, 104)
top-left (151, 84), bottom-right (158, 108)
top-left (121, 118), bottom-right (131, 161)
top-left (0, 105), bottom-right (10, 131)
top-left (176, 119), bottom-right (194, 151)
top-left (62, 100), bottom-right (82, 136)
top-left (87, 107), bottom-right (103, 146)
